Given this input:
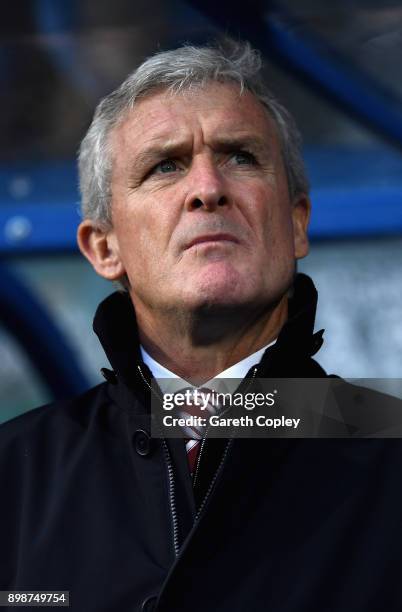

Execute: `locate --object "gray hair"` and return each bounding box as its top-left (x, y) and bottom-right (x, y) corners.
top-left (78, 40), bottom-right (309, 228)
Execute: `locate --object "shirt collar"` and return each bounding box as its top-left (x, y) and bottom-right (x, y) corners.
top-left (140, 340), bottom-right (276, 394)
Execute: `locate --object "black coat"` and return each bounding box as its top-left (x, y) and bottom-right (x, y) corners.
top-left (1, 274), bottom-right (402, 611)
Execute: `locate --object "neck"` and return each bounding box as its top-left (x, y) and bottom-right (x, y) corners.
top-left (132, 296), bottom-right (288, 384)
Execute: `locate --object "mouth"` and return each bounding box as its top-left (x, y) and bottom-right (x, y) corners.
top-left (185, 233), bottom-right (240, 250)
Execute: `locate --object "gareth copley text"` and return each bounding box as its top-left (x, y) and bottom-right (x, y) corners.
top-left (163, 414), bottom-right (301, 430)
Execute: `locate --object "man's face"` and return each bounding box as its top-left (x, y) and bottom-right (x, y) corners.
top-left (106, 82), bottom-right (309, 314)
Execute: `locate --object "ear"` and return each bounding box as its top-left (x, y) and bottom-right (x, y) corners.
top-left (292, 194), bottom-right (311, 260)
top-left (77, 219), bottom-right (126, 280)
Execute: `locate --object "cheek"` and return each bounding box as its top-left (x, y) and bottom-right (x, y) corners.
top-left (112, 198), bottom-right (175, 272)
top-left (248, 197), bottom-right (295, 265)
top-left (251, 187), bottom-right (293, 241)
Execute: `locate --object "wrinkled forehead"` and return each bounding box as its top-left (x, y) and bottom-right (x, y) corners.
top-left (109, 81), bottom-right (281, 161)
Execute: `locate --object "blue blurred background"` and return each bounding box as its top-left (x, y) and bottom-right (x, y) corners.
top-left (1, 0), bottom-right (402, 422)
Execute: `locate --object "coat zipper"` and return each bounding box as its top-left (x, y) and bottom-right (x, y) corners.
top-left (194, 438), bottom-right (233, 521)
top-left (137, 364), bottom-right (260, 551)
top-left (193, 365), bottom-right (260, 522)
top-left (137, 365), bottom-right (180, 557)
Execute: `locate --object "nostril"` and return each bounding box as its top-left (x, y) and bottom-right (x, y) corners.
top-left (218, 196), bottom-right (228, 206)
top-left (192, 198), bottom-right (204, 209)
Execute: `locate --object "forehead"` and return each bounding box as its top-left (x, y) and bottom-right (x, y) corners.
top-left (111, 82), bottom-right (280, 158)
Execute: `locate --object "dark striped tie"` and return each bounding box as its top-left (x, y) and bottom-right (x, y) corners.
top-left (175, 387), bottom-right (217, 477)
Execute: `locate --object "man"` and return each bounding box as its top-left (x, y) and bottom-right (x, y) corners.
top-left (1, 41), bottom-right (402, 612)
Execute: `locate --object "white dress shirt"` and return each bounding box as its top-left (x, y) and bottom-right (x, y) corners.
top-left (140, 340), bottom-right (276, 395)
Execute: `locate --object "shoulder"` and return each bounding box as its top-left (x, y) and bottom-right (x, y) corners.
top-left (328, 379), bottom-right (402, 437)
top-left (0, 383), bottom-right (111, 454)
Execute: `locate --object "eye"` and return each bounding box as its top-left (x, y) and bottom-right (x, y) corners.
top-left (153, 159), bottom-right (178, 174)
top-left (231, 151), bottom-right (257, 165)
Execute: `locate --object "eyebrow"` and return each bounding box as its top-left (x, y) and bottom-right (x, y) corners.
top-left (132, 134), bottom-right (270, 169)
top-left (132, 142), bottom-right (191, 170)
top-left (210, 135), bottom-right (270, 155)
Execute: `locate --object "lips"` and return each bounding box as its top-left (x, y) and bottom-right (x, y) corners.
top-left (186, 233), bottom-right (240, 250)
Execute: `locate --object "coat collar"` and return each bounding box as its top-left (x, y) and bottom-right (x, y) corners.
top-left (256, 273), bottom-right (326, 377)
top-left (93, 272), bottom-right (326, 389)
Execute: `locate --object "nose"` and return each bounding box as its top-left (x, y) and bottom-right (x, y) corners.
top-left (184, 158), bottom-right (229, 211)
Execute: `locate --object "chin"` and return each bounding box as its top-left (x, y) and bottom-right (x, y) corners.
top-left (182, 278), bottom-right (258, 311)
top-left (177, 262), bottom-right (295, 311)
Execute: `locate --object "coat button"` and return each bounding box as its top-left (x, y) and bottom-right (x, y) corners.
top-left (134, 429), bottom-right (152, 456)
top-left (141, 595), bottom-right (157, 611)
